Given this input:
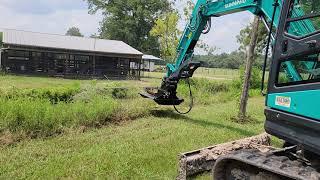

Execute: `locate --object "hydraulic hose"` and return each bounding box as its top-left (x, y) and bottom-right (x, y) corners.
top-left (174, 79), bottom-right (194, 115)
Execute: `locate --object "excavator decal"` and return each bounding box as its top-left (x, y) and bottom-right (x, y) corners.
top-left (224, 0), bottom-right (247, 8)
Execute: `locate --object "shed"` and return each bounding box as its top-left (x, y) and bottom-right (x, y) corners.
top-left (141, 54), bottom-right (163, 72)
top-left (0, 29), bottom-right (143, 79)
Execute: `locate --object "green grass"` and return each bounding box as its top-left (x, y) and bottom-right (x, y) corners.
top-left (0, 97), bottom-right (267, 179)
top-left (0, 72), bottom-right (281, 179)
top-left (142, 68), bottom-right (239, 81)
top-left (0, 74), bottom-right (150, 89)
top-left (0, 75), bottom-right (82, 89)
top-left (194, 68), bottom-right (239, 80)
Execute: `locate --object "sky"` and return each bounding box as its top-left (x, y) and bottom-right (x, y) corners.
top-left (0, 0), bottom-right (102, 37)
top-left (0, 0), bottom-right (253, 54)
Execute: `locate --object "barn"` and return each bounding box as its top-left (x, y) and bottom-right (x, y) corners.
top-left (0, 29), bottom-right (143, 79)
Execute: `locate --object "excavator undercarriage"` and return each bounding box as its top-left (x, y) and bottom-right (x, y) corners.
top-left (214, 149), bottom-right (319, 180)
top-left (177, 134), bottom-right (320, 180)
top-left (177, 134), bottom-right (273, 179)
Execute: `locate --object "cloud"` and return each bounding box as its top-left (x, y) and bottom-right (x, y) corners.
top-left (0, 0), bottom-right (102, 36)
top-left (1, 0), bottom-right (86, 14)
top-left (200, 12), bottom-right (253, 54)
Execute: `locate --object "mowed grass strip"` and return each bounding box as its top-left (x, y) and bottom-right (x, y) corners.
top-left (0, 97), bottom-right (266, 179)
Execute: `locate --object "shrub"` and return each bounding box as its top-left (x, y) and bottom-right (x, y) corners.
top-left (0, 70), bottom-right (6, 76)
top-left (112, 88), bottom-right (128, 99)
top-left (72, 83), bottom-right (134, 102)
top-left (233, 66), bottom-right (262, 90)
top-left (0, 86), bottom-right (80, 104)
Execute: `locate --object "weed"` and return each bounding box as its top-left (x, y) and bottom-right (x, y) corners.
top-left (112, 88), bottom-right (128, 99)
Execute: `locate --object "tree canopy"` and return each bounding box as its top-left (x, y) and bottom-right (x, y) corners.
top-left (299, 0), bottom-right (320, 14)
top-left (66, 27), bottom-right (84, 37)
top-left (295, 0), bottom-right (320, 32)
top-left (237, 0), bottom-right (320, 56)
top-left (150, 11), bottom-right (181, 62)
top-left (193, 51), bottom-right (266, 70)
top-left (236, 21), bottom-right (268, 55)
top-left (86, 0), bottom-right (172, 56)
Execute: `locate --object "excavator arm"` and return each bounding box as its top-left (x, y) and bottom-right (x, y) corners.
top-left (141, 0), bottom-right (316, 106)
top-left (170, 0), bottom-right (280, 77)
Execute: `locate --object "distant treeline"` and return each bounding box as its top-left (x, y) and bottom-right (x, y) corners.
top-left (193, 51), bottom-right (269, 70)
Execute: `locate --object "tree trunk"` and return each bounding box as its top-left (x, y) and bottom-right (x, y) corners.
top-left (238, 16), bottom-right (260, 121)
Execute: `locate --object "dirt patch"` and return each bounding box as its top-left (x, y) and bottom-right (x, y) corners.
top-left (0, 131), bottom-right (17, 146)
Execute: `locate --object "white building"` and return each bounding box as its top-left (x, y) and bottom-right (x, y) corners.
top-left (141, 54), bottom-right (163, 72)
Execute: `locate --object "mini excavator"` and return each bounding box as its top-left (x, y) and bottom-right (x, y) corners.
top-left (142, 0), bottom-right (320, 179)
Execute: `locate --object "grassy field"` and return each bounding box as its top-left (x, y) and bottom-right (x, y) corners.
top-left (0, 70), bottom-right (278, 179)
top-left (143, 67), bottom-right (239, 81)
top-left (0, 98), bottom-right (266, 179)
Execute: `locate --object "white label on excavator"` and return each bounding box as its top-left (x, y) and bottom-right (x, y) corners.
top-left (275, 96), bottom-right (291, 108)
top-left (224, 0), bottom-right (246, 8)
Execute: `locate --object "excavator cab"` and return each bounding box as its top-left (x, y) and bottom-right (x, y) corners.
top-left (265, 0), bottom-right (320, 156)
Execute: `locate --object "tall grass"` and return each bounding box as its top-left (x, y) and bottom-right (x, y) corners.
top-left (0, 86), bottom-right (80, 104)
top-left (0, 75), bottom-right (261, 143)
top-left (0, 97), bottom-right (118, 138)
top-left (177, 78), bottom-right (234, 105)
top-left (0, 81), bottom-right (154, 141)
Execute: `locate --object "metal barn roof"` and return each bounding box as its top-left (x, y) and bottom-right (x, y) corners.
top-left (3, 29), bottom-right (143, 56)
top-left (142, 54), bottom-right (162, 61)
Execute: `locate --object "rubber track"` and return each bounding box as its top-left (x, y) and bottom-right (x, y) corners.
top-left (214, 149), bottom-right (320, 180)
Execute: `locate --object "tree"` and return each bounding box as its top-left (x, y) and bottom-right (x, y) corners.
top-left (150, 11), bottom-right (181, 62)
top-left (299, 0), bottom-right (320, 14)
top-left (237, 0), bottom-right (320, 56)
top-left (182, 0), bottom-right (195, 21)
top-left (238, 16), bottom-right (260, 122)
top-left (236, 20), bottom-right (268, 55)
top-left (86, 0), bottom-right (172, 56)
top-left (296, 0), bottom-right (320, 30)
top-left (66, 27), bottom-right (84, 37)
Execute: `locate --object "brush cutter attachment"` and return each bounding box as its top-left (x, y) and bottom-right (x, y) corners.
top-left (140, 86), bottom-right (184, 106)
top-left (140, 61), bottom-right (201, 106)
